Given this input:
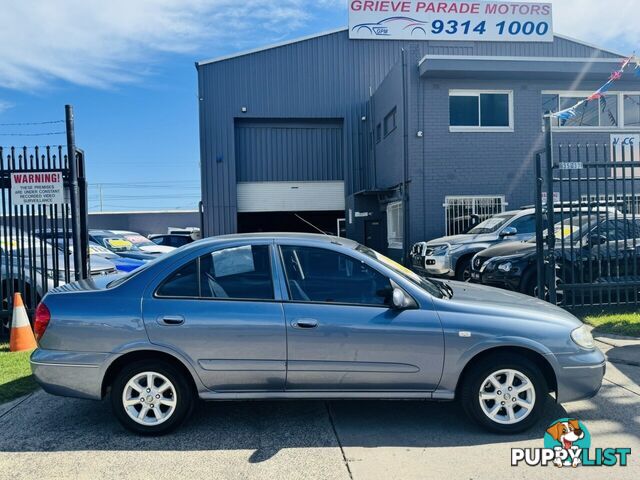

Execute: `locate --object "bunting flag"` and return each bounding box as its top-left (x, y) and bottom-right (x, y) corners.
top-left (550, 54), bottom-right (638, 120)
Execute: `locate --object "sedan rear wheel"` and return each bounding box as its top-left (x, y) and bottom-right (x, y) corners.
top-left (460, 354), bottom-right (548, 434)
top-left (111, 360), bottom-right (193, 435)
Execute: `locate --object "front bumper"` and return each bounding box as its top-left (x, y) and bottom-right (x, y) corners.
top-left (470, 268), bottom-right (522, 291)
top-left (411, 254), bottom-right (454, 277)
top-left (551, 348), bottom-right (606, 403)
top-left (30, 349), bottom-right (109, 400)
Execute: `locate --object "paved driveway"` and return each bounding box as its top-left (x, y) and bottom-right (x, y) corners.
top-left (0, 343), bottom-right (638, 480)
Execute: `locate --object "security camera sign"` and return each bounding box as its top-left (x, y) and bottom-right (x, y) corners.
top-left (349, 1), bottom-right (553, 42)
top-left (11, 171), bottom-right (66, 206)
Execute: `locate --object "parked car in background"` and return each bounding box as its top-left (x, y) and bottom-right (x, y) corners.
top-left (410, 209), bottom-right (541, 281)
top-left (1, 231), bottom-right (118, 327)
top-left (148, 233), bottom-right (195, 248)
top-left (88, 230), bottom-right (157, 262)
top-left (471, 214), bottom-right (640, 297)
top-left (32, 233), bottom-right (604, 436)
top-left (111, 231), bottom-right (175, 255)
top-left (89, 242), bottom-right (147, 273)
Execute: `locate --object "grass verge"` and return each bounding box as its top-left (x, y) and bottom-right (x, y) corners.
top-left (0, 342), bottom-right (37, 405)
top-left (577, 309), bottom-right (640, 338)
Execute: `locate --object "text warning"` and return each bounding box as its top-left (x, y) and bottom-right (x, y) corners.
top-left (11, 171), bottom-right (66, 206)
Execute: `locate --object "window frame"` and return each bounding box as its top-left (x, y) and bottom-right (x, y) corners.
top-left (276, 244), bottom-right (397, 309)
top-left (153, 243), bottom-right (278, 303)
top-left (449, 89), bottom-right (514, 133)
top-left (542, 91), bottom-right (640, 131)
top-left (386, 201), bottom-right (404, 250)
top-left (383, 107), bottom-right (397, 137)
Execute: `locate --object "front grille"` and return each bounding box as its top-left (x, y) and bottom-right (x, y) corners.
top-left (473, 256), bottom-right (489, 271)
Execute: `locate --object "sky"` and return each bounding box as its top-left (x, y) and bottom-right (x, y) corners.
top-left (0, 0), bottom-right (638, 213)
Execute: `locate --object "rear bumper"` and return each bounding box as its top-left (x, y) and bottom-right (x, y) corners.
top-left (30, 349), bottom-right (108, 400)
top-left (551, 349), bottom-right (606, 403)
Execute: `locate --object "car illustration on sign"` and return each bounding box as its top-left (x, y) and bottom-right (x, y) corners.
top-left (352, 17), bottom-right (428, 37)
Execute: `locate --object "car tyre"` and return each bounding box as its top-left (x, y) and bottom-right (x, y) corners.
top-left (455, 257), bottom-right (472, 282)
top-left (460, 353), bottom-right (548, 434)
top-left (110, 359), bottom-right (194, 436)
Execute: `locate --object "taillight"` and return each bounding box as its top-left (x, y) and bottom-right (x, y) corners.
top-left (34, 303), bottom-right (51, 342)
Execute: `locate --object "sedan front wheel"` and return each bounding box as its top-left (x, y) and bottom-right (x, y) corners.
top-left (460, 354), bottom-right (548, 434)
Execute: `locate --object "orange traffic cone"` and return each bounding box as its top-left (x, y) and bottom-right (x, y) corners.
top-left (9, 293), bottom-right (37, 352)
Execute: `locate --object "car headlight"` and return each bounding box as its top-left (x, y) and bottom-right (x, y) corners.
top-left (571, 325), bottom-right (595, 349)
top-left (497, 262), bottom-right (513, 273)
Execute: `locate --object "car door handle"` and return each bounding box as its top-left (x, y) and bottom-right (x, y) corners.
top-left (291, 319), bottom-right (319, 329)
top-left (158, 315), bottom-right (185, 326)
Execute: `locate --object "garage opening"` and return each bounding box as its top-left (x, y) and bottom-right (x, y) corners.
top-left (235, 118), bottom-right (345, 236)
top-left (238, 211), bottom-right (345, 235)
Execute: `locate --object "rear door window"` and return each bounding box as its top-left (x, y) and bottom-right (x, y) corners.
top-left (155, 244), bottom-right (274, 300)
top-left (200, 245), bottom-right (274, 300)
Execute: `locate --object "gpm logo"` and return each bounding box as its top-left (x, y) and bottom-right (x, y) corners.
top-left (511, 418), bottom-right (632, 467)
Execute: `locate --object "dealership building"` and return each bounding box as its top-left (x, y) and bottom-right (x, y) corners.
top-left (196, 23), bottom-right (640, 260)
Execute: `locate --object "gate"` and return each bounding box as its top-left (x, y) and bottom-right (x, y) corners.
top-left (535, 116), bottom-right (640, 308)
top-left (0, 106), bottom-right (88, 337)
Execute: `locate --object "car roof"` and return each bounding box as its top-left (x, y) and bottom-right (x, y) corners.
top-left (194, 232), bottom-right (358, 248)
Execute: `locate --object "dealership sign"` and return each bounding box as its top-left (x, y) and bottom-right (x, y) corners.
top-left (349, 1), bottom-right (553, 42)
top-left (11, 171), bottom-right (65, 206)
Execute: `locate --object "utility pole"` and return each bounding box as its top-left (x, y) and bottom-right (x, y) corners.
top-left (65, 105), bottom-right (85, 281)
top-left (98, 184), bottom-right (104, 212)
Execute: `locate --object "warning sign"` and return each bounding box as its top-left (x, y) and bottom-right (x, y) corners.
top-left (11, 171), bottom-right (66, 206)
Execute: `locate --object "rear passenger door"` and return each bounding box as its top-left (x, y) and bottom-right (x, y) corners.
top-left (142, 241), bottom-right (286, 392)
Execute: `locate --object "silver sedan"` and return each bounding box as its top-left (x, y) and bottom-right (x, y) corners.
top-left (30, 233), bottom-right (605, 435)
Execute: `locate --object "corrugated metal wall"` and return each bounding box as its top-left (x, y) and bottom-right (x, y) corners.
top-left (197, 29), bottom-right (621, 236)
top-left (235, 120), bottom-right (343, 182)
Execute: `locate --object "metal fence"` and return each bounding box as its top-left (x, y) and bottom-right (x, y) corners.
top-left (444, 195), bottom-right (507, 236)
top-left (536, 117), bottom-right (640, 308)
top-left (0, 107), bottom-right (88, 338)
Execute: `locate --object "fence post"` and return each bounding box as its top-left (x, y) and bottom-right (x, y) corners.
top-left (77, 149), bottom-right (89, 278)
top-left (544, 114), bottom-right (557, 304)
top-left (534, 153), bottom-right (546, 299)
top-left (65, 105), bottom-right (84, 281)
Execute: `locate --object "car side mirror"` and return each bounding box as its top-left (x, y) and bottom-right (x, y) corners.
top-left (500, 227), bottom-right (518, 238)
top-left (391, 288), bottom-right (414, 310)
top-left (587, 234), bottom-right (607, 247)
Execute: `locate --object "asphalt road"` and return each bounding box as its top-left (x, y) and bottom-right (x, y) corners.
top-left (0, 344), bottom-right (638, 480)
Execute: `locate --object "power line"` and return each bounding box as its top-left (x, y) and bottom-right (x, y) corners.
top-left (0, 131), bottom-right (66, 136)
top-left (0, 120), bottom-right (64, 126)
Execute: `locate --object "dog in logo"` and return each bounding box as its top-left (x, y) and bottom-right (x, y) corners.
top-left (546, 419), bottom-right (585, 467)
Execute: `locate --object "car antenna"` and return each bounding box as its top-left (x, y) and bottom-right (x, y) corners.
top-left (294, 214), bottom-right (331, 237)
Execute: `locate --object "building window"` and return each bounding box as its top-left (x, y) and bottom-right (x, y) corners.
top-left (624, 94), bottom-right (640, 127)
top-left (449, 90), bottom-right (513, 131)
top-left (383, 108), bottom-right (397, 137)
top-left (542, 91), bottom-right (626, 129)
top-left (386, 202), bottom-right (404, 250)
top-left (443, 196), bottom-right (507, 236)
top-left (376, 123), bottom-right (382, 143)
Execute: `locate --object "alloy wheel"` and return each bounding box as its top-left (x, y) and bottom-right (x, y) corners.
top-left (122, 371), bottom-right (178, 426)
top-left (478, 369), bottom-right (536, 425)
